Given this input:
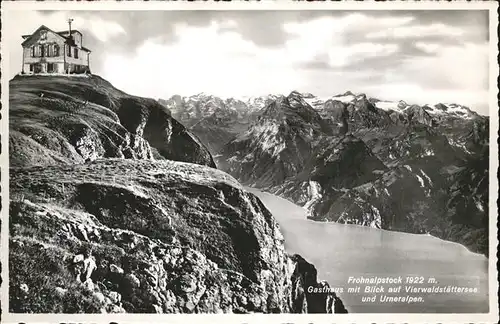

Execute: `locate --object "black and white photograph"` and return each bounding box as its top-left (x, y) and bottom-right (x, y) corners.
top-left (0, 2), bottom-right (498, 322)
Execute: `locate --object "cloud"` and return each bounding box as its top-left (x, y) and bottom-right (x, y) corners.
top-left (328, 43), bottom-right (399, 68)
top-left (101, 14), bottom-right (408, 98)
top-left (279, 13), bottom-right (411, 70)
top-left (366, 23), bottom-right (464, 39)
top-left (283, 13), bottom-right (414, 37)
top-left (102, 21), bottom-right (305, 99)
top-left (100, 13), bottom-right (488, 114)
top-left (414, 41), bottom-right (441, 54)
top-left (72, 17), bottom-right (125, 42)
top-left (6, 11), bottom-right (125, 43)
top-left (404, 42), bottom-right (488, 90)
top-left (281, 13), bottom-right (412, 63)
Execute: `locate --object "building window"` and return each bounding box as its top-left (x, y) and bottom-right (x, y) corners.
top-left (47, 63), bottom-right (55, 73)
top-left (67, 44), bottom-right (72, 57)
top-left (47, 44), bottom-right (59, 57)
top-left (40, 31), bottom-right (47, 41)
top-left (34, 45), bottom-right (42, 57)
top-left (29, 64), bottom-right (34, 72)
top-left (30, 46), bottom-right (35, 57)
top-left (74, 48), bottom-right (79, 59)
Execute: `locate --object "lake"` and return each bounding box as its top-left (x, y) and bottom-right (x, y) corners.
top-left (247, 187), bottom-right (489, 313)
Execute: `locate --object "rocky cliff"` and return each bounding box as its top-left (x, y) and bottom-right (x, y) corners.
top-left (10, 159), bottom-right (345, 313)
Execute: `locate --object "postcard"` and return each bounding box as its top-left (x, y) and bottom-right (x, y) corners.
top-left (1, 1), bottom-right (498, 323)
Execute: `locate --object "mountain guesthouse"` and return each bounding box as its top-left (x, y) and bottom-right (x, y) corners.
top-left (21, 19), bottom-right (91, 75)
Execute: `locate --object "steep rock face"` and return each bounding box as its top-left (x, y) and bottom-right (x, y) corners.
top-left (408, 105), bottom-right (436, 126)
top-left (159, 94), bottom-right (266, 155)
top-left (444, 146), bottom-right (489, 253)
top-left (9, 75), bottom-right (215, 168)
top-left (10, 159), bottom-right (346, 313)
top-left (365, 123), bottom-right (460, 167)
top-left (275, 135), bottom-right (387, 225)
top-left (190, 108), bottom-right (252, 155)
top-left (320, 99), bottom-right (349, 135)
top-left (244, 95), bottom-right (279, 112)
top-left (346, 96), bottom-right (394, 130)
top-left (306, 135), bottom-right (387, 189)
top-left (435, 114), bottom-right (489, 156)
top-left (306, 124), bottom-right (487, 254)
top-left (218, 92), bottom-right (332, 188)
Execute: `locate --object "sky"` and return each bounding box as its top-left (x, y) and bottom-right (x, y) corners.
top-left (4, 10), bottom-right (491, 114)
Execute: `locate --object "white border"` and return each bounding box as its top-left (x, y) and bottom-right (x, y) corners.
top-left (1, 1), bottom-right (498, 323)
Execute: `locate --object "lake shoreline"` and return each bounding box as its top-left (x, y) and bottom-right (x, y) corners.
top-left (245, 186), bottom-right (488, 260)
top-left (246, 186), bottom-right (489, 313)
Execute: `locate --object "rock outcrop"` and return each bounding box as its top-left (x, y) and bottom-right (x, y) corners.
top-left (289, 254), bottom-right (348, 314)
top-left (9, 159), bottom-right (346, 313)
top-left (9, 75), bottom-right (215, 168)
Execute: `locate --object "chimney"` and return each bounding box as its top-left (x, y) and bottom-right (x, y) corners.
top-left (68, 18), bottom-right (74, 36)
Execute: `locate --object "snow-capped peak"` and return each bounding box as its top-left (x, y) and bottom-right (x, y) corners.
top-left (373, 100), bottom-right (409, 112)
top-left (424, 103), bottom-right (477, 119)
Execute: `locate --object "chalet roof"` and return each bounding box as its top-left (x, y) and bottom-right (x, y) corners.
top-left (21, 25), bottom-right (91, 52)
top-left (22, 29), bottom-right (82, 39)
top-left (56, 30), bottom-right (83, 36)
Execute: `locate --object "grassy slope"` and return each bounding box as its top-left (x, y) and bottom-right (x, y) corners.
top-left (9, 75), bottom-right (215, 168)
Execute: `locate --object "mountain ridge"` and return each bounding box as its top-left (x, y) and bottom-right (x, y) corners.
top-left (10, 74), bottom-right (216, 168)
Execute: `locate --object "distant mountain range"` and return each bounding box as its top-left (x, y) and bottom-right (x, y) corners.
top-left (159, 90), bottom-right (489, 255)
top-left (158, 94), bottom-right (279, 153)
